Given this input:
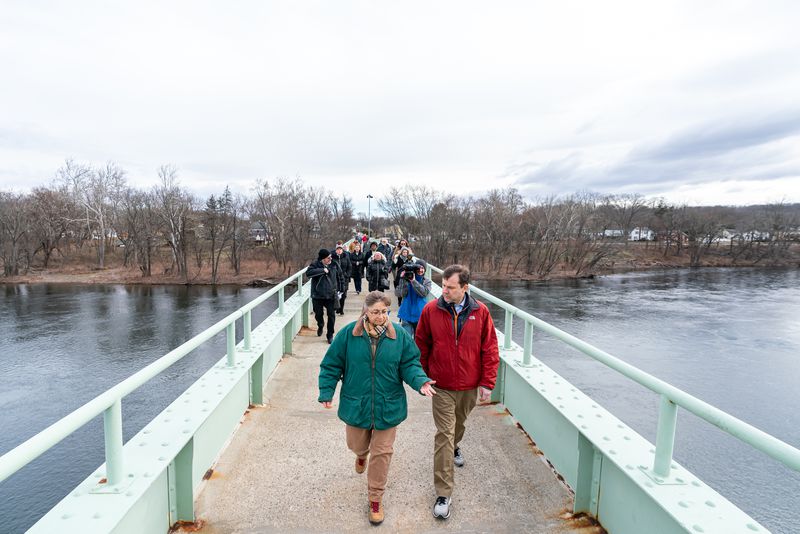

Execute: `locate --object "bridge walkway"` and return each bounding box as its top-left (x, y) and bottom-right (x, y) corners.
top-left (185, 290), bottom-right (590, 533)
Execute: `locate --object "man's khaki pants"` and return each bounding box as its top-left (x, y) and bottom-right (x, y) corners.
top-left (432, 388), bottom-right (477, 497)
top-left (346, 425), bottom-right (398, 502)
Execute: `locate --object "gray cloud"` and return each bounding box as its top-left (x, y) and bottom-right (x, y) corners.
top-left (628, 112), bottom-right (800, 164)
top-left (511, 113), bottom-right (800, 198)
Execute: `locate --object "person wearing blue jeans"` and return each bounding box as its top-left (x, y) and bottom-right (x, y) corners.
top-left (395, 259), bottom-right (431, 337)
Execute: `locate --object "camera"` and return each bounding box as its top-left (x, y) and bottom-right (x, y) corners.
top-left (401, 261), bottom-right (421, 280)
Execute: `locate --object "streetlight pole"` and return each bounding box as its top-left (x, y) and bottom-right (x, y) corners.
top-left (367, 194), bottom-right (374, 241)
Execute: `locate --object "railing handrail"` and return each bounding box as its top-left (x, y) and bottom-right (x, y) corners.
top-left (428, 264), bottom-right (800, 473)
top-left (0, 267), bottom-right (308, 485)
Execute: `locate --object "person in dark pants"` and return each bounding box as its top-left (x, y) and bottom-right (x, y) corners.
top-left (331, 244), bottom-right (352, 315)
top-left (307, 248), bottom-right (344, 343)
top-left (350, 242), bottom-right (366, 295)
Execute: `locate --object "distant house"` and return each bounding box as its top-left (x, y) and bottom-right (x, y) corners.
top-left (628, 227), bottom-right (654, 241)
top-left (741, 230), bottom-right (771, 242)
top-left (603, 229), bottom-right (624, 239)
top-left (716, 229), bottom-right (737, 242)
top-left (249, 222), bottom-right (268, 243)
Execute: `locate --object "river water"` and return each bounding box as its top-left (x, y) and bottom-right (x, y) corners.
top-left (0, 284), bottom-right (281, 533)
top-left (1, 269), bottom-right (798, 533)
top-left (479, 268), bottom-right (800, 534)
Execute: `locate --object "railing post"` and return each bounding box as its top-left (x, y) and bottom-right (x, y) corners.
top-left (302, 298), bottom-right (311, 327)
top-left (226, 322), bottom-right (236, 367)
top-left (298, 273), bottom-right (305, 297)
top-left (653, 395), bottom-right (678, 477)
top-left (278, 287), bottom-right (285, 315)
top-left (243, 310), bottom-right (252, 351)
top-left (503, 309), bottom-right (514, 350)
top-left (103, 399), bottom-right (123, 486)
top-left (522, 320), bottom-right (534, 366)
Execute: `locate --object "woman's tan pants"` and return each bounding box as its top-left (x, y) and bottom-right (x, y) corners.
top-left (346, 425), bottom-right (398, 501)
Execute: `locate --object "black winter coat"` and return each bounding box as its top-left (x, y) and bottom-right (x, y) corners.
top-left (366, 259), bottom-right (390, 292)
top-left (307, 259), bottom-right (344, 300)
top-left (349, 251), bottom-right (365, 279)
top-left (331, 252), bottom-right (352, 280)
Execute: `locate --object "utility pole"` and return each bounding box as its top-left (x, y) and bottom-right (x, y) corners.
top-left (367, 194), bottom-right (374, 241)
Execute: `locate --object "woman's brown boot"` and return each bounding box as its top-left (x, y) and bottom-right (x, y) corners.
top-left (355, 456), bottom-right (367, 474)
top-left (368, 499), bottom-right (384, 525)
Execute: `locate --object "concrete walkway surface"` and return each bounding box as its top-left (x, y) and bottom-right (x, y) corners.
top-left (186, 289), bottom-right (596, 534)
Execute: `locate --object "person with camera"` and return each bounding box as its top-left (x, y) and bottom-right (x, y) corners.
top-left (395, 259), bottom-right (431, 337)
top-left (392, 247), bottom-right (415, 306)
top-left (366, 251), bottom-right (390, 293)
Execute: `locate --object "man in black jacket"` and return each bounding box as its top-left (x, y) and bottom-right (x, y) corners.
top-left (307, 248), bottom-right (344, 343)
top-left (331, 244), bottom-right (352, 315)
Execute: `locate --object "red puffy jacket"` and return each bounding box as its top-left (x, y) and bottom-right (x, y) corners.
top-left (415, 294), bottom-right (499, 391)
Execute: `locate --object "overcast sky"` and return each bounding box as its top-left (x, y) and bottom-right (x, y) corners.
top-left (1, 0), bottom-right (799, 215)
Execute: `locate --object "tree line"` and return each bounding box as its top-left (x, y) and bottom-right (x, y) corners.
top-left (378, 186), bottom-right (800, 275)
top-left (0, 161), bottom-right (354, 282)
top-left (1, 163), bottom-right (798, 281)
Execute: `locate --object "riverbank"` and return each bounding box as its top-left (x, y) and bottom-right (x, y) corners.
top-left (472, 247), bottom-right (800, 282)
top-left (3, 243), bottom-right (798, 285)
top-left (0, 256), bottom-right (289, 286)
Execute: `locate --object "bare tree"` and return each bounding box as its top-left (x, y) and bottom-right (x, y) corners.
top-left (28, 185), bottom-right (74, 268)
top-left (378, 187), bottom-right (413, 237)
top-left (682, 207), bottom-right (723, 267)
top-left (606, 193), bottom-right (647, 245)
top-left (472, 189), bottom-right (524, 271)
top-left (60, 160), bottom-right (126, 268)
top-left (227, 193), bottom-right (250, 276)
top-left (119, 188), bottom-right (161, 277)
top-left (153, 165), bottom-right (194, 280)
top-left (0, 192), bottom-right (32, 276)
top-left (201, 187), bottom-right (234, 285)
top-left (253, 178), bottom-right (299, 274)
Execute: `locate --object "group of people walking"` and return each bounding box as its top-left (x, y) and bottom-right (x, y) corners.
top-left (306, 238), bottom-right (424, 343)
top-left (310, 241), bottom-right (500, 526)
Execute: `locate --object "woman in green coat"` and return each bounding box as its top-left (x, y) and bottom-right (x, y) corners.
top-left (319, 291), bottom-right (436, 525)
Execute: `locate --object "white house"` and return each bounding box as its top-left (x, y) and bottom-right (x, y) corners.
top-left (629, 227), bottom-right (655, 241)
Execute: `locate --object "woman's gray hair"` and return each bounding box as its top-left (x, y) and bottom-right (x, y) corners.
top-left (364, 291), bottom-right (391, 308)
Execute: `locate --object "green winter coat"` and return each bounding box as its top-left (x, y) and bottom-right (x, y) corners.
top-left (318, 319), bottom-right (430, 430)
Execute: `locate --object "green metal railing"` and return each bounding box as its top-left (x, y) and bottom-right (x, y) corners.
top-left (427, 264), bottom-right (800, 479)
top-left (0, 268), bottom-right (307, 488)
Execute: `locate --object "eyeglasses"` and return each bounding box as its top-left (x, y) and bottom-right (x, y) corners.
top-left (367, 309), bottom-right (389, 316)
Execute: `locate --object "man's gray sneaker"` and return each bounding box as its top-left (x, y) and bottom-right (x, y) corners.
top-left (454, 447), bottom-right (465, 467)
top-left (433, 496), bottom-right (451, 519)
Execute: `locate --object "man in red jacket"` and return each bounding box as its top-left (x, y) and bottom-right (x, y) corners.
top-left (415, 264), bottom-right (499, 520)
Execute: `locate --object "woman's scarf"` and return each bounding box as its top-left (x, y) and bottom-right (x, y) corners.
top-left (363, 316), bottom-right (386, 339)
